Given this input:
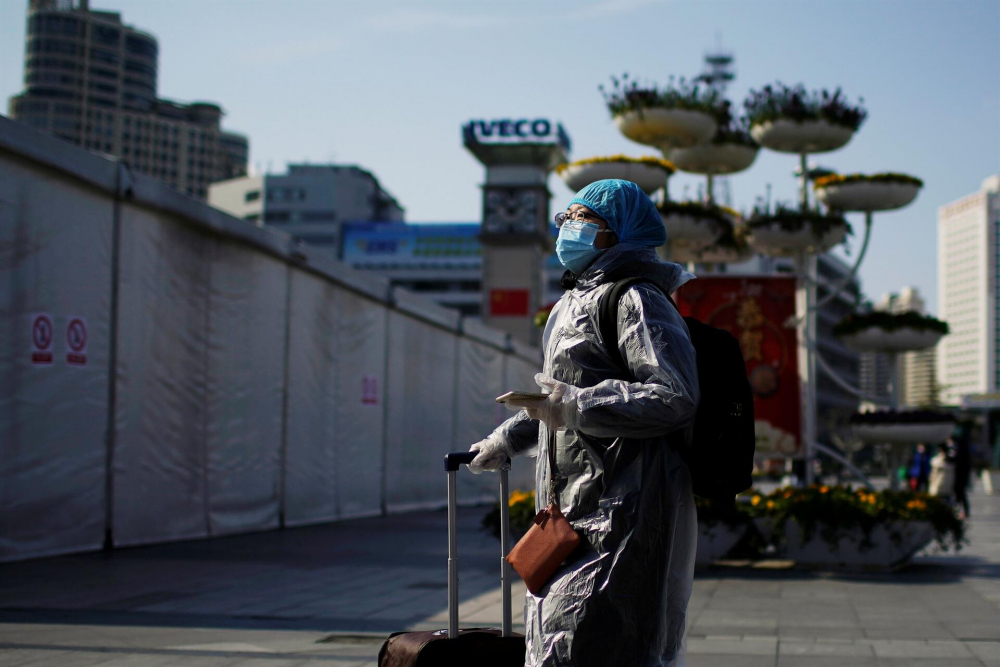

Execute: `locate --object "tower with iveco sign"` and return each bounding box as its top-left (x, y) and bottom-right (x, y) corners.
top-left (463, 119), bottom-right (570, 345)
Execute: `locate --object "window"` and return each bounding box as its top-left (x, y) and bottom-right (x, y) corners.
top-left (89, 48), bottom-right (119, 65)
top-left (92, 25), bottom-right (120, 45)
top-left (298, 234), bottom-right (337, 246)
top-left (124, 36), bottom-right (157, 59)
top-left (301, 211), bottom-right (336, 222)
top-left (124, 60), bottom-right (156, 78)
top-left (264, 212), bottom-right (290, 224)
top-left (30, 38), bottom-right (80, 55)
top-left (31, 15), bottom-right (82, 37)
top-left (244, 190), bottom-right (261, 203)
top-left (88, 81), bottom-right (117, 95)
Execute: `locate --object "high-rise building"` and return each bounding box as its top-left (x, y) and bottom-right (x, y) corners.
top-left (937, 175), bottom-right (1000, 406)
top-left (859, 288), bottom-right (939, 408)
top-left (8, 0), bottom-right (248, 198)
top-left (208, 164), bottom-right (404, 251)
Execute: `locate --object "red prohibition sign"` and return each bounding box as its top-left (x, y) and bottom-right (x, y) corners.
top-left (33, 315), bottom-right (53, 350)
top-left (67, 318), bottom-right (87, 352)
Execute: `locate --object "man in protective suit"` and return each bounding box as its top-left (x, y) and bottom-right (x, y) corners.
top-left (468, 179), bottom-right (700, 667)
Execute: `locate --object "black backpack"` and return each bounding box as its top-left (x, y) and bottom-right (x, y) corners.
top-left (597, 276), bottom-right (755, 501)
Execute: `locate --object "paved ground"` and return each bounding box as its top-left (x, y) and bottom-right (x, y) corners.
top-left (1, 483), bottom-right (998, 667)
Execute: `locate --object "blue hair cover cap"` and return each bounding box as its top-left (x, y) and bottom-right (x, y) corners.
top-left (568, 179), bottom-right (666, 247)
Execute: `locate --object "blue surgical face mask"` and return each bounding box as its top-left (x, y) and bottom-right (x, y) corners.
top-left (556, 222), bottom-right (605, 275)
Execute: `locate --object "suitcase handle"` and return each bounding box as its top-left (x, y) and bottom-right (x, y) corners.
top-left (444, 452), bottom-right (476, 471)
top-left (444, 453), bottom-right (513, 640)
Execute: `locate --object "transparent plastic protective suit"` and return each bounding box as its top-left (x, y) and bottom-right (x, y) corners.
top-left (484, 243), bottom-right (700, 667)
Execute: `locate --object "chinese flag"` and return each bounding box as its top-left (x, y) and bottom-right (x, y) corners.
top-left (490, 289), bottom-right (530, 316)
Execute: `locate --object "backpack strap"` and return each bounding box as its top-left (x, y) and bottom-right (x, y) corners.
top-left (598, 277), bottom-right (655, 372)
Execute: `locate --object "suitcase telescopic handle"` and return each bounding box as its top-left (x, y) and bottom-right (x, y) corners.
top-left (444, 452), bottom-right (513, 641)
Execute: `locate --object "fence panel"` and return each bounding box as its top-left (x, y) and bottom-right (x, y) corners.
top-left (112, 204), bottom-right (211, 546)
top-left (0, 155), bottom-right (113, 561)
top-left (205, 239), bottom-right (287, 535)
top-left (384, 311), bottom-right (458, 512)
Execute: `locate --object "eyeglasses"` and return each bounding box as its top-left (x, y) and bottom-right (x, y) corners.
top-left (554, 210), bottom-right (612, 230)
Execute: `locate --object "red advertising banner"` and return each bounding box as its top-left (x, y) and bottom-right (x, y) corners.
top-left (674, 276), bottom-right (801, 457)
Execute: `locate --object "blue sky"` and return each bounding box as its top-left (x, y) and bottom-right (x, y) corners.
top-left (2, 0), bottom-right (998, 313)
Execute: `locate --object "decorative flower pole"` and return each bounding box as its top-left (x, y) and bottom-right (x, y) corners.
top-left (600, 76), bottom-right (933, 488)
top-left (744, 83), bottom-right (867, 485)
top-left (835, 310), bottom-right (949, 489)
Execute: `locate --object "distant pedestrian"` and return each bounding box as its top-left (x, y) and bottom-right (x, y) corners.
top-left (951, 437), bottom-right (972, 518)
top-left (909, 444), bottom-right (931, 492)
top-left (928, 444), bottom-right (954, 499)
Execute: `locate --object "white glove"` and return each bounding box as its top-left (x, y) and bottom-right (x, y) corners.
top-left (505, 373), bottom-right (581, 431)
top-left (469, 437), bottom-right (512, 474)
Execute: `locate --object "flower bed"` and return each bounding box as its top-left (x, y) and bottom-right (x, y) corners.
top-left (815, 173), bottom-right (923, 212)
top-left (556, 155), bottom-right (675, 194)
top-left (834, 311), bottom-right (948, 352)
top-left (744, 84), bottom-right (865, 155)
top-left (484, 486), bottom-right (966, 570)
top-left (744, 485), bottom-right (964, 569)
top-left (482, 489), bottom-right (537, 543)
top-left (746, 204), bottom-right (850, 256)
top-left (602, 74), bottom-right (718, 147)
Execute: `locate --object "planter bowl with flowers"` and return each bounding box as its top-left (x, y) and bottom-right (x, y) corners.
top-left (658, 201), bottom-right (734, 252)
top-left (615, 108), bottom-right (718, 149)
top-left (602, 74), bottom-right (719, 148)
top-left (850, 410), bottom-right (957, 445)
top-left (672, 222), bottom-right (755, 265)
top-left (815, 173), bottom-right (923, 212)
top-left (668, 108), bottom-right (759, 175)
top-left (557, 155), bottom-right (675, 195)
top-left (744, 83), bottom-right (866, 155)
top-left (745, 485), bottom-right (965, 571)
top-left (751, 119), bottom-right (856, 154)
top-left (746, 205), bottom-right (851, 257)
top-left (834, 311), bottom-right (948, 353)
top-left (669, 141), bottom-right (759, 175)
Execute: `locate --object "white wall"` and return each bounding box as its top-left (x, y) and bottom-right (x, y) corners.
top-left (0, 118), bottom-right (540, 562)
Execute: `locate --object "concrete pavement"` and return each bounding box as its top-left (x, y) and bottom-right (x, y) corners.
top-left (1, 486), bottom-right (998, 666)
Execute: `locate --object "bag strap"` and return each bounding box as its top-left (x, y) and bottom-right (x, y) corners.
top-left (598, 276), bottom-right (675, 372)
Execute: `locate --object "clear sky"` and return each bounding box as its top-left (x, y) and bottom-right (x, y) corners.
top-left (2, 0), bottom-right (998, 313)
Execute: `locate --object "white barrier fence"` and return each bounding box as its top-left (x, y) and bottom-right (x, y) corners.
top-left (0, 118), bottom-right (540, 562)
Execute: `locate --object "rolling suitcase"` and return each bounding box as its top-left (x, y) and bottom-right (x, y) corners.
top-left (377, 452), bottom-right (525, 667)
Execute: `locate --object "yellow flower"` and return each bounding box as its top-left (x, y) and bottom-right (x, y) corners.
top-left (751, 495), bottom-right (761, 506)
top-left (766, 500), bottom-right (775, 509)
top-left (820, 486), bottom-right (829, 494)
top-left (508, 490), bottom-right (532, 507)
top-left (867, 495), bottom-right (877, 505)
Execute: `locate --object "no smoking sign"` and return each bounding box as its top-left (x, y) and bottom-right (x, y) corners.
top-left (66, 316), bottom-right (88, 366)
top-left (31, 313), bottom-right (54, 365)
